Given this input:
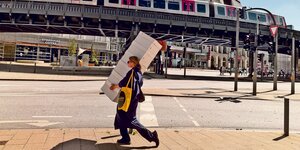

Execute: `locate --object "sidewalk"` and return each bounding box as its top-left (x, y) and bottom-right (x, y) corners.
top-left (0, 72), bottom-right (107, 81)
top-left (142, 87), bottom-right (300, 101)
top-left (0, 128), bottom-right (300, 150)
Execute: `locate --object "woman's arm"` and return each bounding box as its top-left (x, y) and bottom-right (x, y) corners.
top-left (110, 70), bottom-right (132, 90)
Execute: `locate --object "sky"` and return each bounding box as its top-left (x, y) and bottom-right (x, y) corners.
top-left (242, 0), bottom-right (300, 30)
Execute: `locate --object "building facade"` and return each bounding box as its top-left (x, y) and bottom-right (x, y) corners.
top-left (169, 42), bottom-right (249, 70)
top-left (0, 33), bottom-right (125, 65)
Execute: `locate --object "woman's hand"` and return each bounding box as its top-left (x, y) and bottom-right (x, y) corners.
top-left (110, 84), bottom-right (119, 90)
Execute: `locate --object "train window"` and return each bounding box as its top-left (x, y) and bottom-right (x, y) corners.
top-left (139, 0), bottom-right (151, 7)
top-left (197, 4), bottom-right (206, 13)
top-left (154, 0), bottom-right (166, 9)
top-left (123, 0), bottom-right (135, 5)
top-left (226, 7), bottom-right (236, 17)
top-left (183, 2), bottom-right (194, 12)
top-left (279, 17), bottom-right (284, 25)
top-left (258, 14), bottom-right (266, 22)
top-left (248, 12), bottom-right (257, 21)
top-left (109, 0), bottom-right (119, 4)
top-left (217, 6), bottom-right (225, 16)
top-left (168, 1), bottom-right (180, 10)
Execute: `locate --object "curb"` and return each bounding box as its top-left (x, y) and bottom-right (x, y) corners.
top-left (143, 93), bottom-right (279, 101)
top-left (0, 79), bottom-right (107, 82)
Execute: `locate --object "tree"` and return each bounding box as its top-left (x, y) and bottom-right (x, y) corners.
top-left (90, 46), bottom-right (99, 65)
top-left (68, 39), bottom-right (77, 56)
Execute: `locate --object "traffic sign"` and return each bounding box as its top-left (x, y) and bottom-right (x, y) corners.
top-left (270, 26), bottom-right (278, 37)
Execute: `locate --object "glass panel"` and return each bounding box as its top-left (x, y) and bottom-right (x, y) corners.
top-left (197, 4), bottom-right (206, 13)
top-left (183, 3), bottom-right (188, 11)
top-left (280, 18), bottom-right (284, 25)
top-left (189, 3), bottom-right (194, 11)
top-left (226, 7), bottom-right (236, 17)
top-left (183, 2), bottom-right (194, 11)
top-left (154, 0), bottom-right (165, 9)
top-left (123, 0), bottom-right (135, 5)
top-left (248, 12), bottom-right (257, 21)
top-left (15, 46), bottom-right (37, 61)
top-left (139, 0), bottom-right (151, 7)
top-left (109, 0), bottom-right (119, 4)
top-left (168, 1), bottom-right (180, 10)
top-left (258, 14), bottom-right (267, 22)
top-left (217, 6), bottom-right (225, 15)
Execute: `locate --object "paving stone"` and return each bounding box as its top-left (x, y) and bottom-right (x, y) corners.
top-left (2, 145), bottom-right (24, 150)
top-left (5, 139), bottom-right (28, 145)
top-left (27, 134), bottom-right (48, 144)
top-left (23, 144), bottom-right (44, 150)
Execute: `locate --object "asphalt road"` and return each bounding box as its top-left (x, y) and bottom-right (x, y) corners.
top-left (1, 80), bottom-right (300, 131)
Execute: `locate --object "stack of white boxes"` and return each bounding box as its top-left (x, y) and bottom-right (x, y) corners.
top-left (101, 31), bottom-right (162, 102)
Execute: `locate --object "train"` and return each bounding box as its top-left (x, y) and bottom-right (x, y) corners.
top-left (20, 0), bottom-right (287, 28)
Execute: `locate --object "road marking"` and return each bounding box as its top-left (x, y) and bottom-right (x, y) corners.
top-left (0, 120), bottom-right (64, 127)
top-left (173, 97), bottom-right (200, 127)
top-left (139, 96), bottom-right (159, 127)
top-left (27, 121), bottom-right (64, 127)
top-left (192, 120), bottom-right (200, 127)
top-left (0, 120), bottom-right (44, 124)
top-left (32, 116), bottom-right (72, 118)
top-left (107, 115), bottom-right (115, 118)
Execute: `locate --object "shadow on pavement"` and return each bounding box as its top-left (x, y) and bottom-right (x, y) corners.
top-left (98, 143), bottom-right (157, 150)
top-left (215, 97), bottom-right (242, 103)
top-left (51, 138), bottom-right (157, 150)
top-left (51, 138), bottom-right (98, 150)
top-left (273, 134), bottom-right (289, 141)
top-left (257, 90), bottom-right (275, 94)
top-left (101, 134), bottom-right (120, 139)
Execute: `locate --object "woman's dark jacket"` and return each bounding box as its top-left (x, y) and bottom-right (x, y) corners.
top-left (114, 66), bottom-right (143, 129)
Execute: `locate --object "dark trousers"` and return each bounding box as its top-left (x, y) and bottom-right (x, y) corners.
top-left (119, 118), bottom-right (155, 142)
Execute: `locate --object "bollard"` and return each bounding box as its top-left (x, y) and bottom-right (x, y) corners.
top-left (284, 98), bottom-right (289, 136)
top-left (34, 62), bottom-right (37, 73)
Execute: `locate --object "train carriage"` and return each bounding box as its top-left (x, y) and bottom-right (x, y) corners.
top-left (20, 0), bottom-right (98, 5)
top-left (20, 0), bottom-right (287, 28)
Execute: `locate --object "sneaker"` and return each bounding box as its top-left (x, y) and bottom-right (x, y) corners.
top-left (153, 130), bottom-right (159, 147)
top-left (117, 139), bottom-right (131, 145)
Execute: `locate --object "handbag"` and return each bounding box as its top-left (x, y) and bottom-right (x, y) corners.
top-left (138, 90), bottom-right (145, 103)
top-left (117, 70), bottom-right (134, 112)
top-left (135, 72), bottom-right (145, 103)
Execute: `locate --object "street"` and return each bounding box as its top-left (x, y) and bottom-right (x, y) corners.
top-left (1, 80), bottom-right (300, 131)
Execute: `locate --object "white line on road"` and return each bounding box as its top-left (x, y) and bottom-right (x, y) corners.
top-left (192, 120), bottom-right (200, 126)
top-left (32, 116), bottom-right (72, 118)
top-left (173, 97), bottom-right (200, 127)
top-left (139, 96), bottom-right (159, 127)
top-left (0, 120), bottom-right (47, 124)
top-left (0, 120), bottom-right (64, 127)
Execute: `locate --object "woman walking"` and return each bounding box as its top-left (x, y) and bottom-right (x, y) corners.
top-left (110, 56), bottom-right (159, 147)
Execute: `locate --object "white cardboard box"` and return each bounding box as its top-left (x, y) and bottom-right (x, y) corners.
top-left (101, 32), bottom-right (162, 102)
